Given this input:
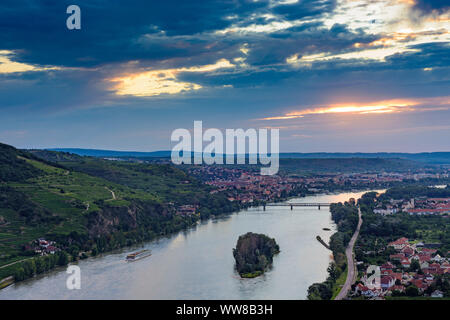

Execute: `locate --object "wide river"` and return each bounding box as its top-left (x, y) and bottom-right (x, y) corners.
top-left (0, 190), bottom-right (380, 300)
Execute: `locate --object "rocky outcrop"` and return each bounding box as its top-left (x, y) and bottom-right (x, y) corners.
top-left (86, 200), bottom-right (169, 238)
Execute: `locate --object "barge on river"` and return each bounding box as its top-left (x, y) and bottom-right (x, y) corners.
top-left (126, 249), bottom-right (152, 262)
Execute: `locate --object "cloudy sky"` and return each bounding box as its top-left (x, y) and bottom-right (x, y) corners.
top-left (0, 0), bottom-right (449, 152)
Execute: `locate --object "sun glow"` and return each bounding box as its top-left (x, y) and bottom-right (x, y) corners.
top-left (0, 50), bottom-right (59, 74)
top-left (261, 99), bottom-right (424, 120)
top-left (110, 59), bottom-right (234, 97)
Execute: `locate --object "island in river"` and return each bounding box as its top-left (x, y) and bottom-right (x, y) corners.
top-left (233, 232), bottom-right (280, 278)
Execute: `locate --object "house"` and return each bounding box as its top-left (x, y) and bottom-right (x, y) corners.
top-left (356, 284), bottom-right (379, 298)
top-left (381, 269), bottom-right (393, 276)
top-left (374, 208), bottom-right (398, 215)
top-left (418, 253), bottom-right (431, 262)
top-left (176, 205), bottom-right (197, 216)
top-left (392, 273), bottom-right (403, 282)
top-left (380, 262), bottom-right (394, 271)
top-left (415, 242), bottom-right (424, 248)
top-left (411, 279), bottom-right (428, 292)
top-left (390, 253), bottom-right (405, 261)
top-left (431, 254), bottom-right (445, 263)
top-left (427, 263), bottom-right (443, 275)
top-left (441, 262), bottom-right (450, 272)
top-left (381, 276), bottom-right (395, 290)
top-left (389, 285), bottom-right (405, 293)
top-left (45, 246), bottom-right (58, 254)
top-left (431, 290), bottom-right (444, 298)
top-left (401, 246), bottom-right (415, 257)
top-left (424, 274), bottom-right (434, 282)
top-left (388, 237), bottom-right (409, 250)
top-left (401, 258), bottom-right (411, 268)
top-left (39, 239), bottom-right (49, 248)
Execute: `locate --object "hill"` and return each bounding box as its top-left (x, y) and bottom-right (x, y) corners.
top-left (278, 158), bottom-right (430, 175)
top-left (43, 148), bottom-right (450, 165)
top-left (0, 143), bottom-right (237, 281)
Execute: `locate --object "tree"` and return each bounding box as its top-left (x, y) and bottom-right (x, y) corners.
top-left (22, 260), bottom-right (36, 278)
top-left (408, 259), bottom-right (420, 272)
top-left (327, 263), bottom-right (340, 281)
top-left (57, 251), bottom-right (69, 266)
top-left (13, 267), bottom-right (26, 281)
top-left (405, 285), bottom-right (419, 297)
top-left (307, 282), bottom-right (332, 300)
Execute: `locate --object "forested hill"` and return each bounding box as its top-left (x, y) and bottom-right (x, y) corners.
top-left (46, 148), bottom-right (450, 165)
top-left (0, 143), bottom-right (237, 281)
top-left (278, 158), bottom-right (431, 175)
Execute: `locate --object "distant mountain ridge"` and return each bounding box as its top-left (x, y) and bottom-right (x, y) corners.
top-left (47, 148), bottom-right (171, 158)
top-left (46, 148), bottom-right (450, 164)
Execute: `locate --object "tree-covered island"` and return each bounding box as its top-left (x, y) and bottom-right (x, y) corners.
top-left (233, 232), bottom-right (280, 278)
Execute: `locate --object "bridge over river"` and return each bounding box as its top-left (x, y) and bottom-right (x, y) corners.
top-left (263, 203), bottom-right (331, 210)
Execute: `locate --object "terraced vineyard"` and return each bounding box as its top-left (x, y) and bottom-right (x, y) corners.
top-left (0, 143), bottom-right (237, 281)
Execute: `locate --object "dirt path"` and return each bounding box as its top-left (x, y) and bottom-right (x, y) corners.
top-left (105, 187), bottom-right (116, 200)
top-left (0, 257), bottom-right (32, 270)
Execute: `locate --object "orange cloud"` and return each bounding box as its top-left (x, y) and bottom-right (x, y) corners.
top-left (109, 59), bottom-right (234, 97)
top-left (260, 97), bottom-right (450, 120)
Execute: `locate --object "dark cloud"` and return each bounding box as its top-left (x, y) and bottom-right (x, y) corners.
top-left (385, 42), bottom-right (450, 70)
top-left (241, 23), bottom-right (378, 67)
top-left (0, 0), bottom-right (271, 67)
top-left (272, 0), bottom-right (336, 20)
top-left (412, 0), bottom-right (450, 14)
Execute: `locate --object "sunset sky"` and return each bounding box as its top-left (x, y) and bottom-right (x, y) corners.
top-left (0, 0), bottom-right (449, 152)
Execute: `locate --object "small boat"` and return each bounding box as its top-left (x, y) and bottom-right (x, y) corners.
top-left (126, 249), bottom-right (152, 262)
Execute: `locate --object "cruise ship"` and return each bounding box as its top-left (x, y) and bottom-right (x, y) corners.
top-left (126, 249), bottom-right (152, 262)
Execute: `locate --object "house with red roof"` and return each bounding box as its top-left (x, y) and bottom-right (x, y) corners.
top-left (390, 253), bottom-right (405, 261)
top-left (388, 237), bottom-right (409, 250)
top-left (356, 283), bottom-right (380, 298)
top-left (411, 279), bottom-right (429, 292)
top-left (389, 285), bottom-right (405, 293)
top-left (401, 246), bottom-right (415, 257)
top-left (401, 258), bottom-right (411, 268)
top-left (380, 262), bottom-right (394, 271)
top-left (420, 248), bottom-right (437, 255)
top-left (381, 276), bottom-right (395, 290)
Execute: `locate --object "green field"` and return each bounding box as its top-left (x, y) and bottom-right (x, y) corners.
top-left (332, 267), bottom-right (348, 299)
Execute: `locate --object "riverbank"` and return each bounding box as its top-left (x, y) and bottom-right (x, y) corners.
top-left (0, 276), bottom-right (13, 290)
top-left (307, 190), bottom-right (384, 300)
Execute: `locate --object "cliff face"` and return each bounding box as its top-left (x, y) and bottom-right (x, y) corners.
top-left (87, 200), bottom-right (169, 237)
top-left (233, 232), bottom-right (280, 278)
top-left (87, 205), bottom-right (138, 237)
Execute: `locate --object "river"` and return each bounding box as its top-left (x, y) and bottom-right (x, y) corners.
top-left (0, 190), bottom-right (381, 300)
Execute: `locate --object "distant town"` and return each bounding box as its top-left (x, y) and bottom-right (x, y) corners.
top-left (186, 164), bottom-right (450, 206)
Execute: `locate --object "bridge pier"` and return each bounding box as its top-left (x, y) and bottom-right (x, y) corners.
top-left (318, 205), bottom-right (321, 210)
top-left (290, 204), bottom-right (293, 210)
top-left (263, 205), bottom-right (266, 211)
